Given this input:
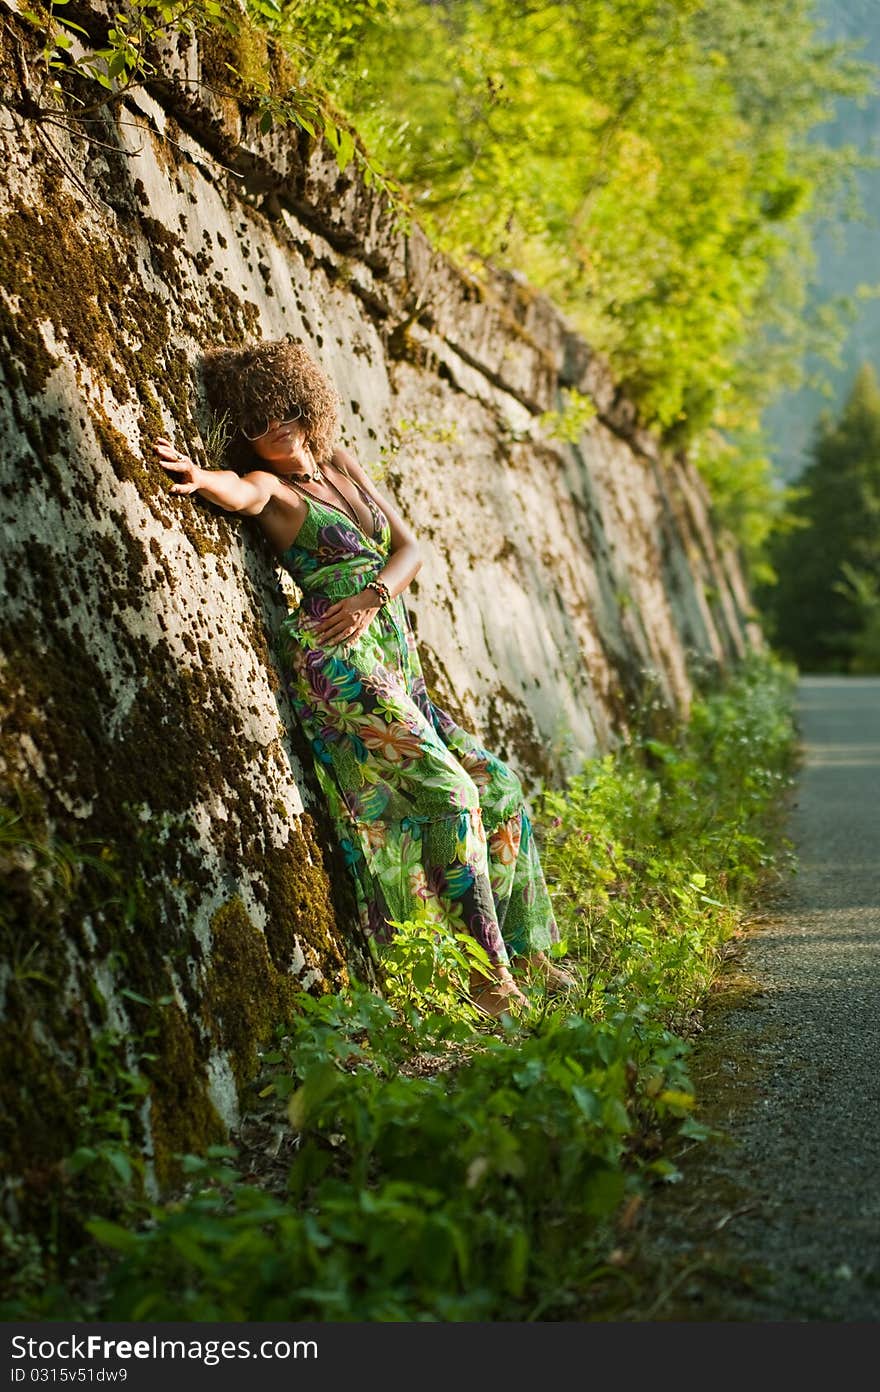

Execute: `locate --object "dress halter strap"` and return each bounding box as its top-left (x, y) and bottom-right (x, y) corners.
top-left (279, 466), bottom-right (368, 533)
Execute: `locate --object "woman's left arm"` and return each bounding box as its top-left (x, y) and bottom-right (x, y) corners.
top-left (303, 445), bottom-right (424, 646)
top-left (334, 444), bottom-right (423, 600)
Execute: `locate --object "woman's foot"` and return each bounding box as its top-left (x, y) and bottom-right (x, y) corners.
top-left (469, 965), bottom-right (528, 1018)
top-left (516, 950), bottom-right (578, 995)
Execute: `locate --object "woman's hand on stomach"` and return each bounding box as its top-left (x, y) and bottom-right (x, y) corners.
top-left (304, 591), bottom-right (380, 646)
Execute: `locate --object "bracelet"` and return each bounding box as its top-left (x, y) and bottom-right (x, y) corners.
top-left (365, 577), bottom-right (391, 608)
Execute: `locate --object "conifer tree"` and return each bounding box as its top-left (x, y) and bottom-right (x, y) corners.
top-left (758, 361), bottom-right (880, 670)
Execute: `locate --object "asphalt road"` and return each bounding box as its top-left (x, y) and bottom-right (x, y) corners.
top-left (629, 674), bottom-right (880, 1321)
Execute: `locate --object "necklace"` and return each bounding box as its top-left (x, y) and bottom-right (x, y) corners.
top-left (279, 463), bottom-right (366, 532)
top-left (284, 466), bottom-right (321, 483)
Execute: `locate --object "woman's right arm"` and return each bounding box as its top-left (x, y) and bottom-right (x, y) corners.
top-left (154, 438), bottom-right (276, 515)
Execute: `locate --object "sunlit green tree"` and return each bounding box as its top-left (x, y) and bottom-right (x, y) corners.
top-left (277, 0), bottom-right (876, 444)
top-left (757, 361), bottom-right (880, 671)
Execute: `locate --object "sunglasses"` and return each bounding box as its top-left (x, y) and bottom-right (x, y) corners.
top-left (241, 404), bottom-right (303, 441)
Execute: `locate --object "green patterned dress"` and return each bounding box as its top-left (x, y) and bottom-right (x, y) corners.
top-left (275, 471), bottom-right (559, 967)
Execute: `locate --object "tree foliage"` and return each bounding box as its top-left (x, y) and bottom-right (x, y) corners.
top-left (16, 1), bottom-right (880, 579)
top-left (279, 1), bottom-right (877, 443)
top-left (756, 361), bottom-right (880, 671)
top-left (16, 0), bottom-right (399, 200)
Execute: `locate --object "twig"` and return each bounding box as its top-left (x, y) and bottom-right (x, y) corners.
top-left (713, 1201), bottom-right (760, 1232)
top-left (640, 1257), bottom-right (711, 1319)
top-left (35, 113), bottom-right (144, 155)
top-left (33, 121), bottom-right (106, 213)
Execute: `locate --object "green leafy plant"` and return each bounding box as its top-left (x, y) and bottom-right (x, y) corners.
top-left (199, 406), bottom-right (235, 471)
top-left (3, 649), bottom-right (798, 1320)
top-left (536, 649), bottom-right (798, 1032)
top-left (21, 0), bottom-right (226, 105)
top-left (75, 981), bottom-right (699, 1320)
top-left (16, 0), bottom-right (402, 206)
top-left (379, 919), bottom-right (493, 1029)
top-left (538, 387), bottom-right (598, 443)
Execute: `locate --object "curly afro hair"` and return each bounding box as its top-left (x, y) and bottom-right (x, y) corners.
top-left (200, 338), bottom-right (341, 473)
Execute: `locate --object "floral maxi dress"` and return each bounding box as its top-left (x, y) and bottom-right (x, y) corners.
top-left (275, 473), bottom-right (560, 968)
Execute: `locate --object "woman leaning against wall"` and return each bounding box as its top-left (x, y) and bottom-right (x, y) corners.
top-left (155, 339), bottom-right (574, 1015)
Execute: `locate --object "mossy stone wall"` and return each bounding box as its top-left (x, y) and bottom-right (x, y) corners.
top-left (0, 5), bottom-right (762, 1217)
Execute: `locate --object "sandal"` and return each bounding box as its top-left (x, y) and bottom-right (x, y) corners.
top-left (517, 951), bottom-right (578, 995)
top-left (469, 967), bottom-right (528, 1018)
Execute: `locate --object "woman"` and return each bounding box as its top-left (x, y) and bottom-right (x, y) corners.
top-left (155, 339), bottom-right (572, 1015)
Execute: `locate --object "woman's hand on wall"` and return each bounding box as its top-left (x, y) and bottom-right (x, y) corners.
top-left (154, 440), bottom-right (264, 512)
top-left (154, 438), bottom-right (204, 495)
top-left (305, 592), bottom-right (380, 646)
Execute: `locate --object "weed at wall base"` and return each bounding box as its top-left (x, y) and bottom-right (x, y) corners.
top-left (2, 651), bottom-right (798, 1320)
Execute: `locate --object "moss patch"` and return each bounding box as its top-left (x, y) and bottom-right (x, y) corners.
top-left (144, 998), bottom-right (228, 1188)
top-left (416, 642), bottom-right (474, 733)
top-left (0, 1014), bottom-right (80, 1197)
top-left (0, 570), bottom-right (350, 1219)
top-left (0, 166), bottom-right (253, 562)
top-left (253, 813), bottom-right (346, 988)
top-left (484, 680), bottom-right (555, 786)
top-left (203, 896), bottom-right (305, 1091)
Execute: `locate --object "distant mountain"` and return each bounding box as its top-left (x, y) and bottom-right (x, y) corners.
top-left (762, 0), bottom-right (880, 481)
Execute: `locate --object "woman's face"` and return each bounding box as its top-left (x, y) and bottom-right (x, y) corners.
top-left (247, 417), bottom-right (309, 470)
